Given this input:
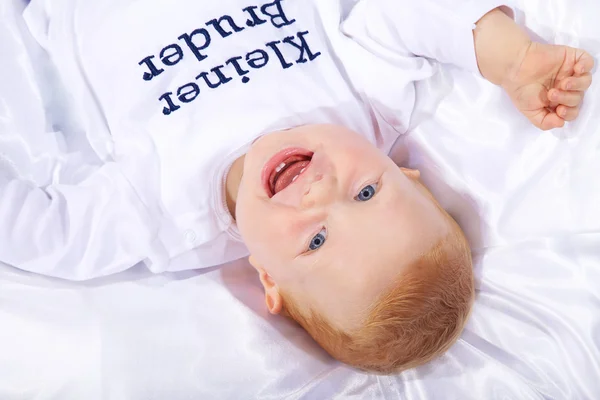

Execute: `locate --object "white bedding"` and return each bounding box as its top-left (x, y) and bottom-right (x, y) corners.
top-left (1, 0), bottom-right (599, 399)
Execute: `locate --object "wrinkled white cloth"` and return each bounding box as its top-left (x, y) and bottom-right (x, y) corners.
top-left (1, 0), bottom-right (599, 399)
top-left (1, 0), bottom-right (509, 280)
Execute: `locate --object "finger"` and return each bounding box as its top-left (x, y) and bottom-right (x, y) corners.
top-left (560, 73), bottom-right (593, 91)
top-left (532, 109), bottom-right (565, 131)
top-left (574, 52), bottom-right (595, 76)
top-left (556, 105), bottom-right (580, 122)
top-left (548, 89), bottom-right (584, 107)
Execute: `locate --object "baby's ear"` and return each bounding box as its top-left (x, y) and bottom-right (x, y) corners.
top-left (248, 256), bottom-right (283, 315)
top-left (400, 167), bottom-right (421, 181)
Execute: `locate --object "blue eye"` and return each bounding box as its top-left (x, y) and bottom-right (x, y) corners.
top-left (309, 229), bottom-right (327, 251)
top-left (356, 184), bottom-right (377, 201)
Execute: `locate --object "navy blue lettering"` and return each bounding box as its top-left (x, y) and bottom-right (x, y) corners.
top-left (178, 29), bottom-right (212, 62)
top-left (159, 92), bottom-right (181, 115)
top-left (139, 55), bottom-right (165, 81)
top-left (160, 44), bottom-right (184, 67)
top-left (151, 10), bottom-right (324, 116)
top-left (226, 56), bottom-right (251, 83)
top-left (177, 83), bottom-right (201, 103)
top-left (196, 65), bottom-right (233, 89)
top-left (265, 40), bottom-right (293, 69)
top-left (282, 31), bottom-right (322, 63)
top-left (242, 5), bottom-right (267, 27)
top-left (246, 49), bottom-right (270, 69)
top-left (206, 15), bottom-right (245, 38)
top-left (260, 0), bottom-right (296, 29)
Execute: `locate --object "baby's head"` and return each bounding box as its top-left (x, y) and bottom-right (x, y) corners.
top-left (234, 124), bottom-right (474, 372)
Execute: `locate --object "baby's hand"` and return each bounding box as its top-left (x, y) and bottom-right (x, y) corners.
top-left (502, 43), bottom-right (594, 130)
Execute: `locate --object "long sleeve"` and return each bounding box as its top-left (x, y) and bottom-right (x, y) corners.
top-left (342, 0), bottom-right (515, 74)
top-left (0, 0), bottom-right (162, 280)
top-left (0, 163), bottom-right (159, 280)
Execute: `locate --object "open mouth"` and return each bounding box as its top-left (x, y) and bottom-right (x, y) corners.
top-left (262, 148), bottom-right (313, 197)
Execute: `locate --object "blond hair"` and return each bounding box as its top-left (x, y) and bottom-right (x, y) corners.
top-left (282, 228), bottom-right (474, 373)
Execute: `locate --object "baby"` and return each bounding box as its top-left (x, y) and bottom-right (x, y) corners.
top-left (223, 9), bottom-right (593, 372)
top-left (3, 0), bottom-right (593, 373)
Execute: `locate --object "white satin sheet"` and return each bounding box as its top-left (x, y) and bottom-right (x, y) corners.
top-left (0, 0), bottom-right (599, 399)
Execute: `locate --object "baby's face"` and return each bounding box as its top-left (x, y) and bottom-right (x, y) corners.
top-left (236, 124), bottom-right (452, 330)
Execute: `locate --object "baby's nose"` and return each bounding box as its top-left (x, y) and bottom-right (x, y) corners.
top-left (301, 173), bottom-right (336, 209)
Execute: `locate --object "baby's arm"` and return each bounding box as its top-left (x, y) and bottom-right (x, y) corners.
top-left (472, 9), bottom-right (529, 86)
top-left (474, 9), bottom-right (594, 130)
top-left (0, 163), bottom-right (157, 280)
top-left (343, 0), bottom-right (593, 130)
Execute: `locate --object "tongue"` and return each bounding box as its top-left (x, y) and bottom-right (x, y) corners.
top-left (273, 160), bottom-right (310, 194)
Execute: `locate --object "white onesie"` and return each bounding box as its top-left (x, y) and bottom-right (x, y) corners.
top-left (1, 0), bottom-right (511, 279)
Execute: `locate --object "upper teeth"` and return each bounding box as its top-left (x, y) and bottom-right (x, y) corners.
top-left (275, 162), bottom-right (286, 173)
